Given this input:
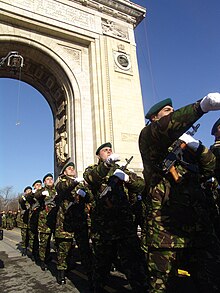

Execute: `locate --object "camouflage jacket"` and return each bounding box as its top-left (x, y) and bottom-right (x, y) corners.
top-left (210, 139), bottom-right (220, 183)
top-left (139, 101), bottom-right (217, 248)
top-left (54, 175), bottom-right (91, 239)
top-left (83, 161), bottom-right (145, 240)
top-left (35, 186), bottom-right (57, 233)
top-left (18, 195), bottom-right (31, 228)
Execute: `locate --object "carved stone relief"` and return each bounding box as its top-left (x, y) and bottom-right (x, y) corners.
top-left (101, 18), bottom-right (129, 41)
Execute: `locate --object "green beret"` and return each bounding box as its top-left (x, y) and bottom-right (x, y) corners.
top-left (43, 173), bottom-right (53, 182)
top-left (145, 98), bottom-right (173, 120)
top-left (96, 142), bottom-right (112, 155)
top-left (211, 118), bottom-right (220, 135)
top-left (61, 162), bottom-right (75, 174)
top-left (24, 186), bottom-right (32, 192)
top-left (32, 179), bottom-right (42, 187)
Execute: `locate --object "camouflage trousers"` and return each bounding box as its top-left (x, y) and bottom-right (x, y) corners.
top-left (38, 232), bottom-right (51, 262)
top-left (92, 236), bottom-right (148, 292)
top-left (28, 229), bottom-right (39, 256)
top-left (147, 246), bottom-right (220, 293)
top-left (74, 225), bottom-right (93, 276)
top-left (55, 238), bottom-right (73, 270)
top-left (20, 228), bottom-right (29, 249)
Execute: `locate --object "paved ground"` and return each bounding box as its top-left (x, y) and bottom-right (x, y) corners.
top-left (0, 228), bottom-right (132, 293)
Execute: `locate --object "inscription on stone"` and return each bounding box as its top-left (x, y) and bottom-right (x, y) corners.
top-left (3, 0), bottom-right (96, 31)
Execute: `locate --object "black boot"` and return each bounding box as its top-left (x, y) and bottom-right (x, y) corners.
top-left (57, 270), bottom-right (66, 285)
top-left (21, 248), bottom-right (27, 256)
top-left (40, 261), bottom-right (48, 271)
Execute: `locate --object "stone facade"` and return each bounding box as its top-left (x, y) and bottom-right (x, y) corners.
top-left (0, 0), bottom-right (146, 177)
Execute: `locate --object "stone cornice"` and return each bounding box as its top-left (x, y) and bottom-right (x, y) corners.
top-left (71, 0), bottom-right (146, 26)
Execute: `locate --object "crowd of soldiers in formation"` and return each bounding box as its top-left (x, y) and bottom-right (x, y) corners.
top-left (1, 94), bottom-right (220, 293)
top-left (0, 210), bottom-right (18, 230)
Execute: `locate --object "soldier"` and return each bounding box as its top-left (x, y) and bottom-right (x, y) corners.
top-left (83, 142), bottom-right (149, 293)
top-left (6, 210), bottom-right (14, 230)
top-left (18, 186), bottom-right (32, 256)
top-left (1, 211), bottom-right (6, 229)
top-left (210, 118), bottom-right (220, 239)
top-left (139, 93), bottom-right (220, 292)
top-left (211, 118), bottom-right (220, 183)
top-left (34, 174), bottom-right (56, 271)
top-left (28, 179), bottom-right (42, 262)
top-left (54, 162), bottom-right (93, 287)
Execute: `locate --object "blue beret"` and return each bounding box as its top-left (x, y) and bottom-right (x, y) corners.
top-left (61, 162), bottom-right (75, 174)
top-left (145, 98), bottom-right (173, 120)
top-left (96, 142), bottom-right (112, 155)
top-left (43, 173), bottom-right (53, 182)
top-left (32, 179), bottom-right (42, 187)
top-left (211, 118), bottom-right (220, 135)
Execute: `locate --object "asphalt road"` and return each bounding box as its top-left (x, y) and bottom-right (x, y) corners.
top-left (0, 228), bottom-right (132, 293)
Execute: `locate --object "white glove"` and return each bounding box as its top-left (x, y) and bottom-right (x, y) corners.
top-left (105, 154), bottom-right (120, 165)
top-left (113, 169), bottom-right (129, 182)
top-left (74, 177), bottom-right (84, 183)
top-left (137, 195), bottom-right (142, 201)
top-left (42, 190), bottom-right (50, 197)
top-left (179, 133), bottom-right (200, 151)
top-left (200, 92), bottom-right (220, 112)
top-left (76, 189), bottom-right (86, 197)
top-left (22, 195), bottom-right (26, 201)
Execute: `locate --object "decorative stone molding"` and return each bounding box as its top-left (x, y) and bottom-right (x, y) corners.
top-left (72, 0), bottom-right (145, 26)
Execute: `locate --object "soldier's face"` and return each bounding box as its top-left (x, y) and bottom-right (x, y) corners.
top-left (215, 125), bottom-right (220, 138)
top-left (44, 176), bottom-right (54, 187)
top-left (25, 188), bottom-right (32, 195)
top-left (98, 147), bottom-right (113, 161)
top-left (64, 166), bottom-right (76, 177)
top-left (34, 183), bottom-right (42, 190)
top-left (152, 105), bottom-right (174, 121)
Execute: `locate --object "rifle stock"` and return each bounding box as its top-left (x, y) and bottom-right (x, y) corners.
top-left (160, 124), bottom-right (200, 182)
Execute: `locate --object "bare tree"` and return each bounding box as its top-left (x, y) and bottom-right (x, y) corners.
top-left (0, 186), bottom-right (19, 211)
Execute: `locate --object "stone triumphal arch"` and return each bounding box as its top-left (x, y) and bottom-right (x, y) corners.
top-left (0, 0), bottom-right (146, 177)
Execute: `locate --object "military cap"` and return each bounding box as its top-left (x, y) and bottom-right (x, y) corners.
top-left (211, 118), bottom-right (220, 135)
top-left (145, 98), bottom-right (173, 120)
top-left (24, 186), bottom-right (32, 193)
top-left (32, 179), bottom-right (42, 187)
top-left (43, 173), bottom-right (53, 182)
top-left (61, 161), bottom-right (75, 174)
top-left (96, 142), bottom-right (112, 155)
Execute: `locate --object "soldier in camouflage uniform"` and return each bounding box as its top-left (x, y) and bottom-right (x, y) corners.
top-left (210, 118), bottom-right (220, 239)
top-left (83, 142), bottom-right (149, 293)
top-left (139, 93), bottom-right (220, 292)
top-left (6, 210), bottom-right (14, 230)
top-left (1, 211), bottom-right (6, 229)
top-left (35, 173), bottom-right (57, 271)
top-left (28, 180), bottom-right (42, 262)
top-left (211, 118), bottom-right (220, 183)
top-left (55, 161), bottom-right (93, 286)
top-left (18, 186), bottom-right (32, 256)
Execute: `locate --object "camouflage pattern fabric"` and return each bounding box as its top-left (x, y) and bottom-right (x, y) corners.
top-left (210, 139), bottom-right (220, 183)
top-left (55, 238), bottom-right (73, 270)
top-left (55, 174), bottom-right (93, 274)
top-left (35, 186), bottom-right (56, 262)
top-left (139, 101), bottom-right (220, 292)
top-left (83, 161), bottom-right (149, 292)
top-left (20, 227), bottom-right (29, 249)
top-left (38, 232), bottom-right (51, 262)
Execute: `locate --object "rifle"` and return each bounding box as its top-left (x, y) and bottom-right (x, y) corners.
top-left (160, 124), bottom-right (200, 182)
top-left (99, 156), bottom-right (133, 199)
